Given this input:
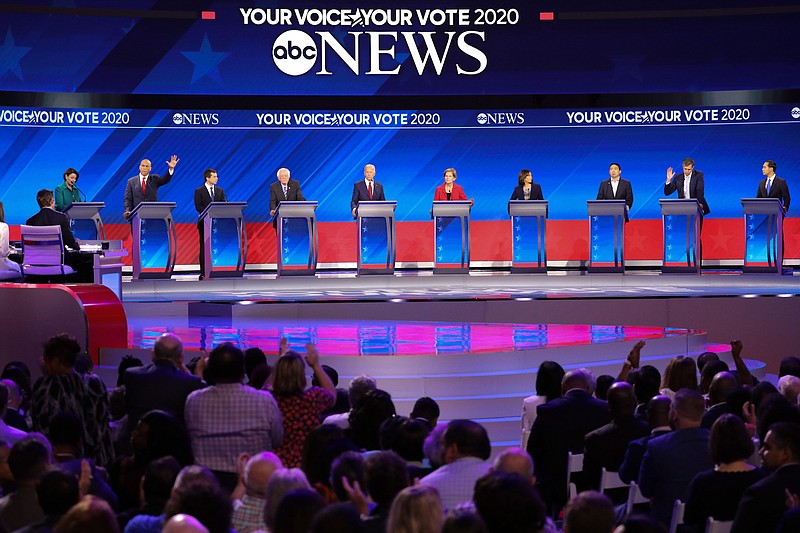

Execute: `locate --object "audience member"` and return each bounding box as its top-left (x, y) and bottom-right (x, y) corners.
top-left (0, 440), bottom-right (13, 495)
top-left (0, 436), bottom-right (50, 529)
top-left (619, 395), bottom-right (672, 485)
top-left (116, 355), bottom-right (144, 388)
top-left (379, 416), bottom-right (433, 479)
top-left (473, 470), bottom-right (551, 533)
top-left (420, 419), bottom-right (491, 511)
top-left (263, 468), bottom-right (312, 533)
top-left (53, 495), bottom-right (120, 533)
top-left (595, 375), bottom-right (615, 401)
top-left (696, 352), bottom-right (720, 373)
top-left (270, 345), bottom-right (335, 468)
top-left (323, 375), bottom-right (377, 429)
top-left (521, 361), bottom-right (565, 449)
top-left (31, 334), bottom-right (114, 466)
top-left (410, 396), bottom-right (441, 427)
top-left (329, 450), bottom-right (365, 502)
top-left (0, 382), bottom-right (26, 445)
top-left (779, 356), bottom-right (800, 379)
top-left (754, 393), bottom-right (800, 445)
top-left (527, 368), bottom-right (611, 515)
top-left (698, 360), bottom-right (729, 396)
top-left (243, 347), bottom-right (268, 385)
top-left (312, 364), bottom-right (349, 416)
top-left (348, 389), bottom-right (396, 452)
top-left (627, 366), bottom-right (661, 421)
top-left (1, 362), bottom-right (32, 421)
top-left (778, 375), bottom-right (800, 405)
top-left (725, 387), bottom-right (752, 423)
top-left (116, 456), bottom-right (181, 531)
top-left (272, 488), bottom-right (325, 533)
top-left (310, 502), bottom-right (365, 533)
top-left (700, 371), bottom-right (737, 429)
top-left (185, 343), bottom-right (283, 491)
top-left (360, 450), bottom-right (410, 533)
top-left (563, 490), bottom-right (614, 533)
top-left (682, 414), bottom-right (768, 532)
top-left (1, 378), bottom-right (29, 432)
top-left (492, 447), bottom-right (535, 484)
top-left (584, 382), bottom-right (649, 493)
top-left (299, 424), bottom-right (356, 491)
top-left (231, 452), bottom-right (282, 533)
top-left (639, 389), bottom-right (713, 524)
top-left (162, 514), bottom-right (209, 533)
top-left (423, 423), bottom-right (447, 471)
top-left (731, 422), bottom-right (800, 533)
top-left (14, 469), bottom-right (79, 533)
top-left (660, 356), bottom-right (698, 398)
top-left (442, 507), bottom-right (488, 533)
top-left (162, 474), bottom-right (232, 533)
top-left (386, 484), bottom-right (443, 533)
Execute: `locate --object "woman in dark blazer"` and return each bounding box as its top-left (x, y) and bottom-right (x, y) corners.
top-left (510, 169), bottom-right (544, 201)
top-left (433, 168), bottom-right (468, 201)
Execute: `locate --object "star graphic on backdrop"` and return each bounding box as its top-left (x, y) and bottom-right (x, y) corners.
top-left (181, 34), bottom-right (230, 84)
top-left (704, 223), bottom-right (735, 253)
top-left (1, 30), bottom-right (31, 80)
top-left (626, 227), bottom-right (650, 254)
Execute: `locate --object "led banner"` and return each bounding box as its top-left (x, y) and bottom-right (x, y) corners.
top-left (1, 1), bottom-right (798, 96)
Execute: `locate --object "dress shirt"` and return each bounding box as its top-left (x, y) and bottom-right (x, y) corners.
top-left (232, 494), bottom-right (268, 533)
top-left (611, 179), bottom-right (619, 196)
top-left (184, 383), bottom-right (283, 473)
top-left (419, 456), bottom-right (490, 511)
top-left (684, 174), bottom-right (692, 198)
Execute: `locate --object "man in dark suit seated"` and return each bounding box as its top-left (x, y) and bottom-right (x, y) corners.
top-left (618, 395), bottom-right (672, 485)
top-left (350, 164), bottom-right (386, 218)
top-left (193, 168), bottom-right (227, 280)
top-left (701, 371), bottom-right (737, 429)
top-left (123, 155), bottom-right (179, 219)
top-left (526, 368), bottom-right (611, 516)
top-left (26, 189), bottom-right (92, 281)
top-left (269, 167), bottom-right (305, 228)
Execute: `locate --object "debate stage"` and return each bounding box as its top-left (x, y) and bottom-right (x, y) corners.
top-left (106, 269), bottom-right (798, 450)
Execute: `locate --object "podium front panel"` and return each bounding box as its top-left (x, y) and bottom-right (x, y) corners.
top-left (207, 218), bottom-right (243, 273)
top-left (435, 216), bottom-right (469, 271)
top-left (509, 201), bottom-right (548, 273)
top-left (587, 200), bottom-right (626, 273)
top-left (139, 218), bottom-right (171, 271)
top-left (744, 212), bottom-right (782, 270)
top-left (71, 219), bottom-right (100, 241)
top-left (662, 214), bottom-right (699, 272)
top-left (279, 217), bottom-right (315, 274)
top-left (359, 217), bottom-right (391, 271)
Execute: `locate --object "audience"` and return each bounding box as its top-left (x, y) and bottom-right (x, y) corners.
top-left (272, 488), bottom-right (325, 533)
top-left (595, 375), bottom-right (616, 401)
top-left (563, 491), bottom-right (615, 533)
top-left (116, 455), bottom-right (181, 530)
top-left (323, 375), bottom-right (377, 429)
top-left (263, 468), bottom-right (312, 532)
top-left (231, 452), bottom-right (282, 533)
top-left (312, 364), bottom-right (349, 416)
top-left (473, 470), bottom-right (552, 533)
top-left (386, 485), bottom-right (443, 533)
top-left (521, 360), bottom-right (565, 449)
top-left (347, 389), bottom-right (396, 452)
top-left (618, 395), bottom-right (672, 485)
top-left (15, 468), bottom-right (79, 533)
top-left (701, 371), bottom-right (738, 429)
top-left (0, 436), bottom-right (50, 530)
top-left (627, 365), bottom-right (661, 421)
top-left (54, 495), bottom-right (120, 533)
top-left (310, 502), bottom-right (364, 533)
top-left (0, 382), bottom-right (26, 445)
top-left (410, 396), bottom-right (441, 427)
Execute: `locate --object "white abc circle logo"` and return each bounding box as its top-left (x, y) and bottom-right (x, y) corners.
top-left (273, 30), bottom-right (317, 76)
top-left (791, 107), bottom-right (800, 119)
top-left (172, 113), bottom-right (183, 125)
top-left (476, 113), bottom-right (488, 125)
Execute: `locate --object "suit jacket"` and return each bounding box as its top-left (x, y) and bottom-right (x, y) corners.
top-left (618, 428), bottom-right (672, 484)
top-left (510, 184), bottom-right (544, 201)
top-left (757, 175), bottom-right (791, 211)
top-left (700, 402), bottom-right (730, 430)
top-left (731, 463), bottom-right (800, 533)
top-left (583, 415), bottom-right (649, 491)
top-left (664, 170), bottom-right (710, 215)
top-left (123, 171), bottom-right (173, 214)
top-left (638, 427), bottom-right (713, 524)
top-left (269, 180), bottom-right (305, 213)
top-left (526, 389), bottom-right (611, 513)
top-left (194, 184), bottom-right (227, 215)
top-left (25, 207), bottom-right (80, 250)
top-left (433, 182), bottom-right (467, 201)
top-left (596, 178), bottom-right (634, 208)
top-left (350, 180), bottom-right (386, 214)
top-left (123, 360), bottom-right (204, 432)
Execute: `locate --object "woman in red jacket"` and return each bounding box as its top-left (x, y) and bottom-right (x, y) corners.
top-left (433, 168), bottom-right (469, 201)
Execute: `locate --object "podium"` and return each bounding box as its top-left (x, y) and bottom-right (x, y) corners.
top-left (65, 202), bottom-right (106, 240)
top-left (129, 202), bottom-right (177, 280)
top-left (741, 198), bottom-right (785, 273)
top-left (659, 199), bottom-right (702, 274)
top-left (198, 202), bottom-right (248, 279)
top-left (356, 201), bottom-right (397, 275)
top-left (509, 200), bottom-right (548, 273)
top-left (275, 201), bottom-right (318, 276)
top-left (587, 200), bottom-right (627, 273)
top-left (432, 200), bottom-right (471, 273)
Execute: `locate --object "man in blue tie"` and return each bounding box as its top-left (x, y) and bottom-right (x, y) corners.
top-left (269, 167), bottom-right (305, 229)
top-left (194, 168), bottom-right (227, 280)
top-left (757, 160), bottom-right (791, 212)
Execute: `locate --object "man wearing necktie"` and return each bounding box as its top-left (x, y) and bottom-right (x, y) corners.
top-left (123, 155), bottom-right (179, 219)
top-left (194, 168), bottom-right (227, 280)
top-left (269, 167), bottom-right (306, 229)
top-left (757, 160), bottom-right (791, 212)
top-left (350, 164), bottom-right (386, 218)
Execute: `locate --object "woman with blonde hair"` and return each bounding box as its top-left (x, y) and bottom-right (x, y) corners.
top-left (387, 485), bottom-right (444, 533)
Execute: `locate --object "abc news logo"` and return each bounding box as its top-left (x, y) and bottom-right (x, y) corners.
top-left (272, 29), bottom-right (487, 77)
top-left (172, 112), bottom-right (220, 125)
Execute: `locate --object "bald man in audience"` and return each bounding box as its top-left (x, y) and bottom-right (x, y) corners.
top-left (493, 447), bottom-right (535, 484)
top-left (701, 371), bottom-right (738, 429)
top-left (232, 452), bottom-right (283, 533)
top-left (163, 514), bottom-right (210, 533)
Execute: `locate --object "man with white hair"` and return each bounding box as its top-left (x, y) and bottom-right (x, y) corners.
top-left (232, 452), bottom-right (284, 533)
top-left (779, 375), bottom-right (800, 405)
top-left (493, 447), bottom-right (535, 484)
top-left (269, 168), bottom-right (305, 220)
top-left (323, 374), bottom-right (377, 429)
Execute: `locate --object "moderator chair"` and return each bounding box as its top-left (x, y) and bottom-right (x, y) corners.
top-left (20, 225), bottom-right (76, 281)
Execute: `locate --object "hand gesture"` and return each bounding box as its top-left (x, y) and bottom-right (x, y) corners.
top-left (194, 349), bottom-right (209, 377)
top-left (166, 154), bottom-right (180, 170)
top-left (628, 340), bottom-right (645, 368)
top-left (730, 340), bottom-right (743, 359)
top-left (341, 476), bottom-right (370, 516)
top-left (666, 167), bottom-right (675, 183)
top-left (79, 459), bottom-right (93, 497)
top-left (786, 489), bottom-right (800, 509)
top-left (279, 337), bottom-right (289, 356)
top-left (305, 342), bottom-right (320, 368)
top-left (742, 401), bottom-right (756, 426)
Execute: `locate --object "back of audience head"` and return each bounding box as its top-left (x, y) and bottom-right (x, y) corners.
top-left (779, 356), bottom-right (800, 378)
top-left (365, 450), bottom-right (410, 507)
top-left (244, 451), bottom-right (283, 498)
top-left (492, 447), bottom-right (534, 483)
top-left (423, 423), bottom-right (447, 470)
top-left (725, 386), bottom-right (751, 422)
top-left (710, 413), bottom-right (754, 465)
top-left (666, 356), bottom-right (698, 392)
top-left (271, 350), bottom-right (310, 398)
top-left (778, 375), bottom-right (800, 405)
top-left (349, 388), bottom-right (396, 451)
top-left (607, 381), bottom-right (637, 419)
top-left (174, 464), bottom-right (220, 492)
top-left (311, 363), bottom-right (338, 388)
top-left (299, 424), bottom-right (349, 485)
top-left (133, 409), bottom-right (193, 465)
top-left (410, 396), bottom-right (440, 427)
top-left (163, 514), bottom-right (210, 533)
top-left (615, 513), bottom-right (668, 533)
top-left (595, 375), bottom-right (615, 401)
top-left (164, 475), bottom-right (232, 533)
top-left (244, 346), bottom-right (267, 380)
top-left (646, 395), bottom-right (672, 429)
top-left (48, 412), bottom-right (84, 458)
top-left (329, 450), bottom-right (365, 502)
top-left (264, 468), bottom-right (312, 530)
top-left (700, 360), bottom-right (730, 395)
top-left (273, 488), bottom-right (325, 533)
top-left (116, 354), bottom-right (143, 387)
top-left (562, 368), bottom-right (596, 395)
top-left (42, 333), bottom-right (82, 373)
top-left (708, 371), bottom-right (738, 405)
top-left (443, 419), bottom-right (491, 462)
top-left (630, 365), bottom-right (661, 406)
top-left (760, 422), bottom-right (800, 470)
top-left (380, 415), bottom-right (431, 462)
top-left (348, 374), bottom-right (378, 410)
top-left (756, 393), bottom-right (800, 443)
top-left (73, 353), bottom-right (93, 375)
top-left (473, 470), bottom-right (545, 533)
top-left (442, 507), bottom-right (489, 533)
top-left (563, 490), bottom-right (614, 533)
top-left (696, 351), bottom-right (720, 373)
top-left (38, 468), bottom-right (79, 517)
top-left (9, 436), bottom-right (50, 483)
top-left (142, 455), bottom-right (182, 509)
top-left (205, 342), bottom-right (245, 385)
top-left (153, 333), bottom-right (184, 366)
top-left (387, 484), bottom-right (443, 533)
top-left (53, 495), bottom-right (120, 533)
top-left (1, 361), bottom-right (32, 402)
top-left (670, 388), bottom-right (705, 428)
top-left (536, 360), bottom-right (565, 401)
top-left (310, 502), bottom-right (365, 533)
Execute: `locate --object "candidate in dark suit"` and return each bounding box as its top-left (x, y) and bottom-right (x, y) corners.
top-left (596, 162), bottom-right (634, 221)
top-left (638, 389), bottom-right (714, 525)
top-left (731, 422), bottom-right (800, 533)
top-left (269, 167), bottom-right (306, 228)
top-left (123, 155), bottom-right (179, 218)
top-left (509, 168), bottom-right (544, 201)
top-left (350, 164), bottom-right (386, 218)
top-left (526, 369), bottom-right (611, 516)
top-left (757, 159), bottom-right (791, 211)
top-left (194, 168), bottom-right (227, 279)
top-left (664, 158), bottom-right (711, 215)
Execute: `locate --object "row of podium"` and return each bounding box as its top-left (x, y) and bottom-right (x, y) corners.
top-left (64, 198), bottom-right (788, 280)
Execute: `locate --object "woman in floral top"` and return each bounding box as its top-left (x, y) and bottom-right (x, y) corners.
top-left (269, 342), bottom-right (335, 468)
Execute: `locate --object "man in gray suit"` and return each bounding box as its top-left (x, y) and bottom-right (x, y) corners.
top-left (123, 155), bottom-right (180, 218)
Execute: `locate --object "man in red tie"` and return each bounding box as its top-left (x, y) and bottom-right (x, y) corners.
top-left (350, 163), bottom-right (386, 218)
top-left (123, 155), bottom-right (179, 218)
